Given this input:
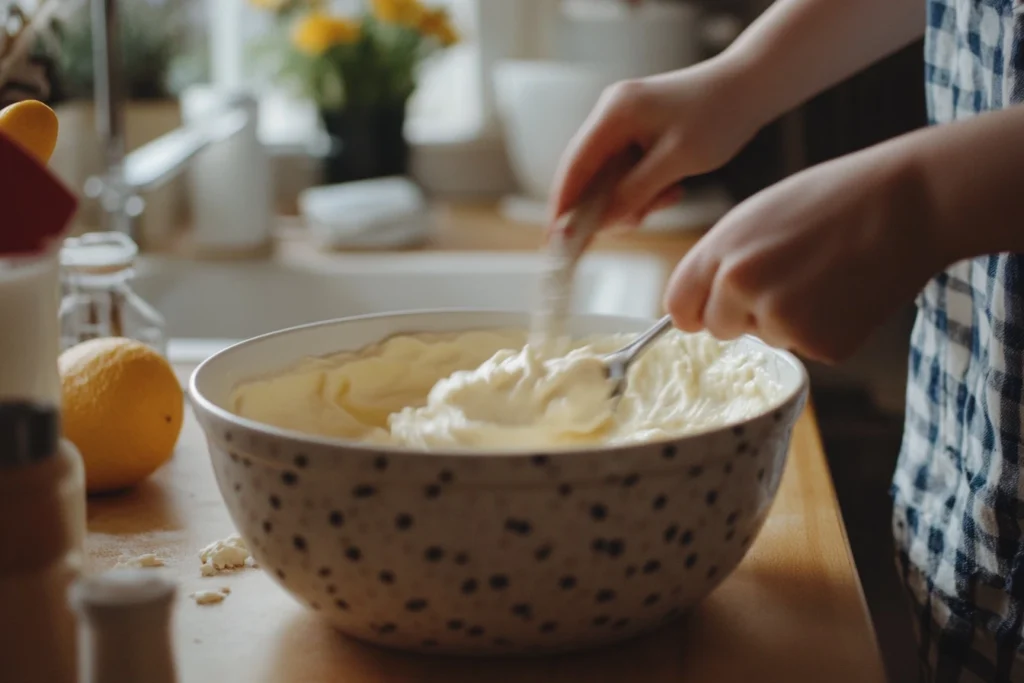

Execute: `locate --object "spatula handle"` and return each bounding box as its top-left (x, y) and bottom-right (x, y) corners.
top-left (532, 153), bottom-right (635, 349)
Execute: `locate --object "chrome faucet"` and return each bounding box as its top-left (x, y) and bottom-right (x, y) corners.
top-left (89, 0), bottom-right (129, 235)
top-left (87, 0), bottom-right (261, 245)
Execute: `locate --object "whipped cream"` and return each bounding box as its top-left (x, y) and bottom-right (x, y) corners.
top-left (230, 328), bottom-right (783, 451)
top-left (389, 344), bottom-right (616, 449)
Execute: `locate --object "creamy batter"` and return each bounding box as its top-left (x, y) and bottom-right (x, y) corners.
top-left (231, 328), bottom-right (783, 451)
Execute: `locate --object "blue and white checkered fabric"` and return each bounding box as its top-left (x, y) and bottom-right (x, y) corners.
top-left (891, 1), bottom-right (1024, 680)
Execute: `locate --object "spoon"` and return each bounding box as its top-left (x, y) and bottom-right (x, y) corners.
top-left (604, 314), bottom-right (676, 398)
top-left (531, 152), bottom-right (636, 352)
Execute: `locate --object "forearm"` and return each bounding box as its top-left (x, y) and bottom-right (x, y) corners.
top-left (897, 104), bottom-right (1024, 260)
top-left (717, 0), bottom-right (924, 129)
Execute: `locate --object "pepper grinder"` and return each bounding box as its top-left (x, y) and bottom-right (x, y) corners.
top-left (0, 403), bottom-right (86, 683)
top-left (70, 569), bottom-right (179, 683)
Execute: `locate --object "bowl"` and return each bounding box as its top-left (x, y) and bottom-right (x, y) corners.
top-left (492, 60), bottom-right (615, 200)
top-left (188, 310), bottom-right (808, 655)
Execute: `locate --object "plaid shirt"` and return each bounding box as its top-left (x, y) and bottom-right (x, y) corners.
top-left (891, 0), bottom-right (1024, 680)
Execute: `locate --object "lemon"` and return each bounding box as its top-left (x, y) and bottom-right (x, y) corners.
top-left (0, 100), bottom-right (58, 164)
top-left (59, 338), bottom-right (184, 494)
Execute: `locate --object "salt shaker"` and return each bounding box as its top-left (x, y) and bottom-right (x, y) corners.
top-left (0, 250), bottom-right (86, 683)
top-left (0, 404), bottom-right (86, 683)
top-left (71, 569), bottom-right (179, 683)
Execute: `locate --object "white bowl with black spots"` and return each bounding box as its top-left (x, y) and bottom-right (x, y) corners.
top-left (188, 310), bottom-right (808, 655)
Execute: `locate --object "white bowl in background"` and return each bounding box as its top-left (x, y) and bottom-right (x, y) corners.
top-left (492, 60), bottom-right (615, 201)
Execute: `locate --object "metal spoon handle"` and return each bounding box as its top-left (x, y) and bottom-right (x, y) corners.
top-left (611, 315), bottom-right (675, 367)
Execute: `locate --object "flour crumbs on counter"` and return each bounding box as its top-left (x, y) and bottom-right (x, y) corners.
top-left (115, 553), bottom-right (167, 569)
top-left (190, 587), bottom-right (230, 606)
top-left (198, 533), bottom-right (253, 576)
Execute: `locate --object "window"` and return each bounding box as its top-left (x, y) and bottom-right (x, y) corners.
top-left (405, 0), bottom-right (481, 141)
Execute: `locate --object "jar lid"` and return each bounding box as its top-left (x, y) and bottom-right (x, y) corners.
top-left (0, 401), bottom-right (58, 467)
top-left (60, 231), bottom-right (137, 275)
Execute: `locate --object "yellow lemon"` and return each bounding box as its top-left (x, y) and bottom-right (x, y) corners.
top-left (59, 338), bottom-right (184, 494)
top-left (0, 100), bottom-right (59, 164)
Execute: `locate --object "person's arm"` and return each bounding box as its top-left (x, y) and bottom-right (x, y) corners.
top-left (550, 0), bottom-right (925, 223)
top-left (660, 102), bottom-right (1024, 363)
top-left (720, 0), bottom-right (925, 128)
top-left (892, 104), bottom-right (1024, 260)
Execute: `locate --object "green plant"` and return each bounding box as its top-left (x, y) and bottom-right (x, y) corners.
top-left (54, 0), bottom-right (186, 101)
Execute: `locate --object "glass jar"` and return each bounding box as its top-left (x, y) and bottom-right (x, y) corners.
top-left (58, 232), bottom-right (167, 356)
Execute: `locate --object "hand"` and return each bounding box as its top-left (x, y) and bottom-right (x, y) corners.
top-left (664, 140), bottom-right (942, 363)
top-left (549, 58), bottom-right (760, 228)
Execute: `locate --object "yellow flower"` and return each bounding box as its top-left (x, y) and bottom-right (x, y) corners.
top-left (419, 7), bottom-right (459, 46)
top-left (371, 0), bottom-right (425, 27)
top-left (291, 11), bottom-right (361, 55)
top-left (248, 0), bottom-right (291, 11)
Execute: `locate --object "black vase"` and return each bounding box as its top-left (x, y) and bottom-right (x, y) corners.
top-left (320, 104), bottom-right (410, 185)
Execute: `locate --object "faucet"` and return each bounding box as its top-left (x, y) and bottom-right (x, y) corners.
top-left (86, 0), bottom-right (271, 251)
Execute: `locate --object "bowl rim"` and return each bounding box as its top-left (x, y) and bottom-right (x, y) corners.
top-left (187, 308), bottom-right (810, 458)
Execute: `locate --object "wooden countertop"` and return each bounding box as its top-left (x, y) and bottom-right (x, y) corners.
top-left (85, 204), bottom-right (887, 682)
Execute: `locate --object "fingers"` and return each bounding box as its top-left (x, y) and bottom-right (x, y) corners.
top-left (663, 246), bottom-right (718, 333)
top-left (607, 133), bottom-right (683, 225)
top-left (549, 86), bottom-right (635, 221)
top-left (665, 245), bottom-right (757, 342)
top-left (623, 184), bottom-right (684, 228)
top-left (703, 270), bottom-right (756, 340)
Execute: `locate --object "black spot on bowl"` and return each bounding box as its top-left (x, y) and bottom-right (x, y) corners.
top-left (504, 518), bottom-right (532, 536)
top-left (512, 603), bottom-right (533, 619)
top-left (352, 485), bottom-right (376, 498)
top-left (405, 599), bottom-right (428, 612)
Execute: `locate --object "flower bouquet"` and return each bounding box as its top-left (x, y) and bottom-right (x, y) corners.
top-left (252, 0), bottom-right (459, 183)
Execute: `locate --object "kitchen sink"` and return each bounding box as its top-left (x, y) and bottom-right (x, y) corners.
top-left (132, 251), bottom-right (666, 363)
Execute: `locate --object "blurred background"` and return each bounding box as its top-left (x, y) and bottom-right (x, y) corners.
top-left (6, 0), bottom-right (925, 677)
